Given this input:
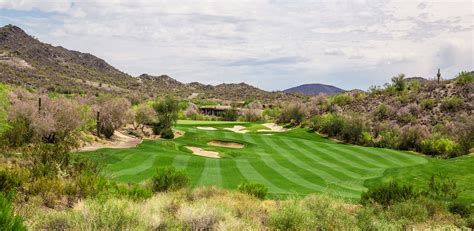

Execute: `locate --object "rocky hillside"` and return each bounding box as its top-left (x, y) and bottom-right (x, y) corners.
top-left (284, 83), bottom-right (344, 95)
top-left (0, 24), bottom-right (298, 103)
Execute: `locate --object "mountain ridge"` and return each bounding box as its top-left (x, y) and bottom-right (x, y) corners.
top-left (0, 24), bottom-right (299, 102)
top-left (284, 83), bottom-right (345, 95)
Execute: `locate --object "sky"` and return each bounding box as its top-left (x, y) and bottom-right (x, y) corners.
top-left (0, 0), bottom-right (472, 91)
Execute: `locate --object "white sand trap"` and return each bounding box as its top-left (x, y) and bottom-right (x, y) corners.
top-left (259, 123), bottom-right (288, 132)
top-left (186, 146), bottom-right (220, 158)
top-left (208, 140), bottom-right (245, 149)
top-left (196, 126), bottom-right (218, 131)
top-left (224, 125), bottom-right (247, 133)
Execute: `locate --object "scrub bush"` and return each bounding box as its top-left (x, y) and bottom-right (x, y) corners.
top-left (237, 182), bottom-right (268, 199)
top-left (361, 182), bottom-right (418, 207)
top-left (152, 166), bottom-right (189, 192)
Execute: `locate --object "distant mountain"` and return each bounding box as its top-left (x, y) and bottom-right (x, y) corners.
top-left (284, 83), bottom-right (345, 95)
top-left (0, 24), bottom-right (299, 103)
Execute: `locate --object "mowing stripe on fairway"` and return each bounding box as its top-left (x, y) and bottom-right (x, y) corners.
top-left (243, 135), bottom-right (341, 194)
top-left (234, 159), bottom-right (286, 194)
top-left (287, 138), bottom-right (378, 177)
top-left (258, 136), bottom-right (365, 193)
top-left (277, 137), bottom-right (367, 179)
top-left (341, 145), bottom-right (408, 167)
top-left (172, 154), bottom-right (191, 168)
top-left (111, 153), bottom-right (157, 178)
top-left (298, 139), bottom-right (384, 171)
top-left (319, 143), bottom-right (393, 168)
top-left (276, 139), bottom-right (368, 191)
top-left (196, 158), bottom-right (223, 186)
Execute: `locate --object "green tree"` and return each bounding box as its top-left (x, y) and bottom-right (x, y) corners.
top-left (152, 97), bottom-right (179, 136)
top-left (391, 73), bottom-right (406, 92)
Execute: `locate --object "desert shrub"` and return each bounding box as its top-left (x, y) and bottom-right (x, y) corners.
top-left (374, 125), bottom-right (402, 149)
top-left (177, 201), bottom-right (226, 230)
top-left (41, 198), bottom-right (144, 230)
top-left (391, 73), bottom-right (407, 92)
top-left (361, 182), bottom-right (418, 207)
top-left (448, 202), bottom-right (471, 218)
top-left (5, 93), bottom-right (90, 144)
top-left (406, 103), bottom-right (420, 116)
top-left (0, 195), bottom-right (26, 231)
top-left (311, 113), bottom-right (345, 137)
top-left (267, 199), bottom-right (311, 230)
top-left (240, 108), bottom-right (262, 122)
top-left (339, 114), bottom-right (367, 144)
top-left (399, 125), bottom-right (430, 151)
top-left (373, 103), bottom-right (392, 120)
top-left (1, 115), bottom-right (34, 147)
top-left (262, 107), bottom-right (281, 120)
top-left (116, 184), bottom-right (153, 201)
top-left (306, 95), bottom-right (328, 116)
top-left (408, 80), bottom-right (422, 91)
top-left (221, 108), bottom-right (239, 121)
top-left (302, 195), bottom-right (355, 229)
top-left (454, 71), bottom-right (473, 85)
top-left (237, 182), bottom-right (267, 199)
top-left (277, 102), bottom-right (306, 126)
top-left (426, 174), bottom-right (460, 200)
top-left (161, 128), bottom-right (174, 139)
top-left (25, 143), bottom-right (71, 179)
top-left (133, 104), bottom-right (155, 132)
top-left (330, 94), bottom-right (353, 107)
top-left (152, 166), bottom-right (189, 192)
top-left (420, 98), bottom-right (435, 110)
top-left (0, 170), bottom-right (24, 195)
top-left (396, 106), bottom-right (416, 124)
top-left (184, 103), bottom-right (199, 120)
top-left (440, 97), bottom-right (463, 112)
top-left (95, 97), bottom-right (132, 138)
top-left (420, 135), bottom-right (462, 157)
top-left (384, 199), bottom-right (428, 223)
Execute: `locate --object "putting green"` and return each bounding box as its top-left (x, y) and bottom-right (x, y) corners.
top-left (80, 121), bottom-right (436, 199)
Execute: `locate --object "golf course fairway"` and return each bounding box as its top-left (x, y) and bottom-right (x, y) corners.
top-left (80, 121), bottom-right (474, 201)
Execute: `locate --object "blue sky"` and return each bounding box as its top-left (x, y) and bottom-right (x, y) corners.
top-left (0, 0), bottom-right (472, 91)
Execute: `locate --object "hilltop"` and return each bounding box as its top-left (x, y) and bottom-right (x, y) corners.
top-left (284, 83), bottom-right (345, 95)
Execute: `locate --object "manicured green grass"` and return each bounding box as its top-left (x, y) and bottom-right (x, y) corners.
top-left (79, 121), bottom-right (472, 201)
top-left (365, 155), bottom-right (474, 203)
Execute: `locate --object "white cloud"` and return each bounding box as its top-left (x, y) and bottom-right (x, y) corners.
top-left (0, 0), bottom-right (472, 90)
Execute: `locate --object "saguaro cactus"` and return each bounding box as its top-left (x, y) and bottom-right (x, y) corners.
top-left (96, 111), bottom-right (101, 137)
top-left (38, 97), bottom-right (42, 113)
top-left (437, 68), bottom-right (441, 84)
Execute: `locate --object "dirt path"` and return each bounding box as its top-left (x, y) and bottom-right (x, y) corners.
top-left (79, 131), bottom-right (142, 152)
top-left (186, 146), bottom-right (220, 158)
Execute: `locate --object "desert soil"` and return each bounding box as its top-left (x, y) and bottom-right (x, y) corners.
top-left (79, 131), bottom-right (142, 152)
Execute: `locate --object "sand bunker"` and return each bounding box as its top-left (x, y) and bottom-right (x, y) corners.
top-left (186, 146), bottom-right (220, 158)
top-left (258, 123), bottom-right (288, 132)
top-left (208, 140), bottom-right (245, 149)
top-left (224, 125), bottom-right (247, 133)
top-left (79, 131), bottom-right (142, 152)
top-left (196, 126), bottom-right (218, 131)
